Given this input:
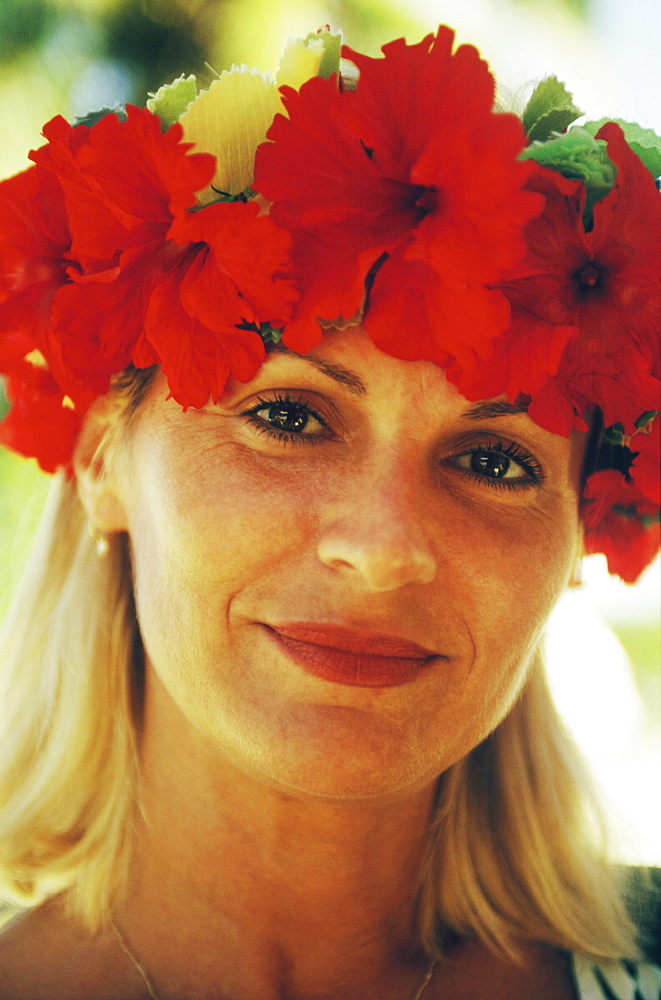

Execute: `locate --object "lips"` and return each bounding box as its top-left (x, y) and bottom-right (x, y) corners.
top-left (261, 623), bottom-right (442, 688)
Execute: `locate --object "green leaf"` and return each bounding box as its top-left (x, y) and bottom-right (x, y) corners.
top-left (603, 423), bottom-right (626, 445)
top-left (522, 76), bottom-right (582, 143)
top-left (584, 118), bottom-right (661, 178)
top-left (74, 105), bottom-right (127, 128)
top-left (520, 127), bottom-right (616, 227)
top-left (0, 376), bottom-right (8, 423)
top-left (520, 127), bottom-right (615, 186)
top-left (302, 27), bottom-right (342, 79)
top-left (635, 410), bottom-right (660, 431)
top-left (147, 74), bottom-right (197, 131)
top-left (259, 323), bottom-right (284, 346)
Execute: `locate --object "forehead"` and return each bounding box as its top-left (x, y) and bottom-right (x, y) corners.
top-left (254, 327), bottom-right (466, 401)
top-left (259, 328), bottom-right (527, 420)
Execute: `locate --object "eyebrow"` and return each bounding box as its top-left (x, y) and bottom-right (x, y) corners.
top-left (268, 344), bottom-right (367, 396)
top-left (267, 344), bottom-right (527, 414)
top-left (462, 399), bottom-right (529, 420)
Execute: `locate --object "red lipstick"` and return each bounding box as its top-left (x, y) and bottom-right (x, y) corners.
top-left (262, 623), bottom-right (441, 688)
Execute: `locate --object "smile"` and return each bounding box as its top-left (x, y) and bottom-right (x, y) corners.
top-left (261, 623), bottom-right (443, 688)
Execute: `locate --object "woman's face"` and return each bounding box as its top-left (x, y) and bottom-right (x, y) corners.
top-left (109, 328), bottom-right (585, 801)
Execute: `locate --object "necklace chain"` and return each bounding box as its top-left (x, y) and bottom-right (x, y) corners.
top-left (112, 920), bottom-right (437, 1000)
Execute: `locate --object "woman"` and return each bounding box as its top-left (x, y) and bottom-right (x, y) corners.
top-left (0, 25), bottom-right (659, 1000)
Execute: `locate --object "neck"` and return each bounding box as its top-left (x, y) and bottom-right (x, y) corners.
top-left (119, 670), bottom-right (438, 1000)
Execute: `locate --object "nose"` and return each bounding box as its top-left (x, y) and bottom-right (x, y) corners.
top-left (316, 473), bottom-right (437, 593)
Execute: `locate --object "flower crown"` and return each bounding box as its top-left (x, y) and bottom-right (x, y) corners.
top-left (0, 26), bottom-right (659, 583)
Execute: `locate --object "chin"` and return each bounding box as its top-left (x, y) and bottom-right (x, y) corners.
top-left (228, 705), bottom-right (452, 803)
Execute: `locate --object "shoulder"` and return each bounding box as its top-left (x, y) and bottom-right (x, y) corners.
top-left (0, 899), bottom-right (143, 1000)
top-left (427, 938), bottom-right (578, 999)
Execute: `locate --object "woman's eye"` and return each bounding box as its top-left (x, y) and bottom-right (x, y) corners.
top-left (241, 396), bottom-right (329, 443)
top-left (449, 442), bottom-right (543, 489)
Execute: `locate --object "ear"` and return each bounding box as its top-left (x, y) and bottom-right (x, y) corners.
top-left (73, 402), bottom-right (130, 535)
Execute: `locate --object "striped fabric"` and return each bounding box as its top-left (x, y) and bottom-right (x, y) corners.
top-left (572, 954), bottom-right (661, 1000)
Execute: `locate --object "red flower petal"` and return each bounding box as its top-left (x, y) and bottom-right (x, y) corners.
top-left (142, 270), bottom-right (266, 409)
top-left (500, 128), bottom-right (661, 431)
top-left (451, 310), bottom-right (577, 413)
top-left (31, 107), bottom-right (216, 266)
top-left (255, 27), bottom-right (539, 357)
top-left (169, 199), bottom-right (296, 329)
top-left (538, 344), bottom-right (660, 433)
top-left (588, 124), bottom-right (661, 349)
top-left (629, 418), bottom-right (661, 505)
top-left (366, 255), bottom-right (510, 367)
top-left (342, 29), bottom-right (494, 181)
top-left (0, 362), bottom-right (82, 473)
top-left (48, 256), bottom-right (170, 401)
top-left (0, 164), bottom-right (71, 365)
top-left (582, 468), bottom-right (660, 583)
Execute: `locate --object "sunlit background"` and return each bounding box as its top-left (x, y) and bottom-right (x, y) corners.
top-left (1, 0), bottom-right (659, 863)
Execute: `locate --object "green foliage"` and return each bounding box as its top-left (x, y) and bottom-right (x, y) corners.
top-left (610, 622), bottom-right (661, 714)
top-left (635, 411), bottom-right (660, 431)
top-left (584, 119), bottom-right (661, 179)
top-left (0, 378), bottom-right (8, 424)
top-left (0, 0), bottom-right (57, 63)
top-left (0, 449), bottom-right (50, 623)
top-left (520, 127), bottom-right (617, 226)
top-left (74, 106), bottom-right (128, 128)
top-left (302, 28), bottom-right (343, 79)
top-left (103, 0), bottom-right (208, 106)
top-left (603, 423), bottom-right (626, 446)
top-left (522, 76), bottom-right (583, 143)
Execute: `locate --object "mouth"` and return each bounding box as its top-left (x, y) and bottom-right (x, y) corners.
top-left (260, 623), bottom-right (443, 688)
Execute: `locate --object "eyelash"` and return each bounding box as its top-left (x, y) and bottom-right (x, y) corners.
top-left (240, 394), bottom-right (330, 446)
top-left (240, 396), bottom-right (544, 489)
top-left (449, 440), bottom-right (544, 491)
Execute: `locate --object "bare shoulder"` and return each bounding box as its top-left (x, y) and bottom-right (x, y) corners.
top-left (428, 938), bottom-right (578, 1000)
top-left (0, 898), bottom-right (144, 1000)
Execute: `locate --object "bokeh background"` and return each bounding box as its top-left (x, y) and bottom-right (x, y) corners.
top-left (1, 0), bottom-right (659, 862)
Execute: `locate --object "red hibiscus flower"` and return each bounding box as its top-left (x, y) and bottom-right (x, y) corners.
top-left (628, 417), bottom-right (660, 506)
top-left (0, 361), bottom-right (82, 474)
top-left (254, 26), bottom-right (540, 363)
top-left (134, 199), bottom-right (297, 408)
top-left (30, 108), bottom-right (215, 268)
top-left (0, 164), bottom-right (74, 379)
top-left (582, 468), bottom-right (660, 583)
top-left (24, 106), bottom-right (217, 399)
top-left (27, 107), bottom-right (296, 408)
top-left (525, 345), bottom-right (660, 436)
top-left (472, 124), bottom-right (661, 435)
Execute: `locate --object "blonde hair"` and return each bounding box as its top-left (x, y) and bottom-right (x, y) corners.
top-left (0, 371), bottom-right (640, 958)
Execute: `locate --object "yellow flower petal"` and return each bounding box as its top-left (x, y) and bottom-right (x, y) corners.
top-left (179, 67), bottom-right (280, 201)
top-left (178, 32), bottom-right (339, 205)
top-left (276, 36), bottom-right (324, 91)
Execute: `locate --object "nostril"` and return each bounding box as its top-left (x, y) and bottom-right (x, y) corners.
top-left (317, 531), bottom-right (437, 592)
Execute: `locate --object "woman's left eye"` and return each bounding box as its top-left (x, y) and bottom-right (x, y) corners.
top-left (448, 441), bottom-right (543, 490)
top-left (241, 395), bottom-right (330, 444)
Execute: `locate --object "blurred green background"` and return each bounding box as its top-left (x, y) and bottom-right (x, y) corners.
top-left (0, 0), bottom-right (659, 861)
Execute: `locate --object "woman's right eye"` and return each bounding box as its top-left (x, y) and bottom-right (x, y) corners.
top-left (240, 395), bottom-right (330, 445)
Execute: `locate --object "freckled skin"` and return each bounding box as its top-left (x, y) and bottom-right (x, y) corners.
top-left (110, 326), bottom-right (585, 803)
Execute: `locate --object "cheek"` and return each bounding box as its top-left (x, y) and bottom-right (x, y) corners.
top-left (125, 443), bottom-right (317, 682)
top-left (447, 506), bottom-right (578, 716)
top-left (435, 495), bottom-right (578, 664)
